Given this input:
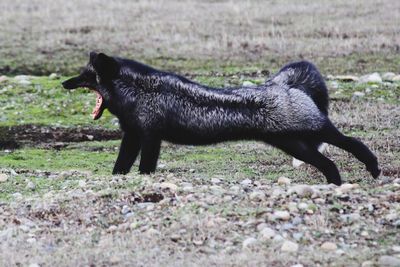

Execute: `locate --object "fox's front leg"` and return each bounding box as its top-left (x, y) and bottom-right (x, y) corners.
top-left (138, 135), bottom-right (161, 174)
top-left (112, 132), bottom-right (141, 175)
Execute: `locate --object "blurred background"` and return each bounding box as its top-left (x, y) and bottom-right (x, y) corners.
top-left (0, 0), bottom-right (399, 75)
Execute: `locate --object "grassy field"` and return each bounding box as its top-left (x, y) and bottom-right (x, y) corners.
top-left (1, 0), bottom-right (400, 266)
top-left (0, 0), bottom-right (399, 75)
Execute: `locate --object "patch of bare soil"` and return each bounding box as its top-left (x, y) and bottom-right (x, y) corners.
top-left (0, 124), bottom-right (122, 149)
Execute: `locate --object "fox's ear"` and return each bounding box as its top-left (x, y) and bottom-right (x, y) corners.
top-left (92, 53), bottom-right (119, 81)
top-left (89, 51), bottom-right (98, 62)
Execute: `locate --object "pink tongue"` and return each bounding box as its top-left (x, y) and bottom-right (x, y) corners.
top-left (92, 91), bottom-right (103, 120)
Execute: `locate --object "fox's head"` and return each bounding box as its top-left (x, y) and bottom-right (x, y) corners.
top-left (62, 52), bottom-right (120, 120)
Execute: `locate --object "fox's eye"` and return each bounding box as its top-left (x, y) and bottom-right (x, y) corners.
top-left (96, 74), bottom-right (101, 84)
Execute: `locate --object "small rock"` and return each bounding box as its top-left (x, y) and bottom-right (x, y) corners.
top-left (256, 223), bottom-right (268, 232)
top-left (78, 180), bottom-right (86, 188)
top-left (0, 173), bottom-right (8, 182)
top-left (382, 72), bottom-right (396, 81)
top-left (359, 72), bottom-right (382, 83)
top-left (242, 81), bottom-right (255, 87)
top-left (249, 191), bottom-right (266, 201)
top-left (272, 210), bottom-right (290, 221)
top-left (0, 75), bottom-right (8, 83)
top-left (277, 176), bottom-right (291, 185)
top-left (321, 242), bottom-right (337, 251)
top-left (108, 225), bottom-right (118, 232)
top-left (352, 91), bottom-right (365, 99)
top-left (28, 264), bottom-right (40, 267)
top-left (259, 227), bottom-right (276, 240)
top-left (146, 228), bottom-right (160, 236)
top-left (27, 237), bottom-right (37, 243)
top-left (288, 185), bottom-right (314, 198)
top-left (334, 75), bottom-right (359, 82)
top-left (272, 234), bottom-right (284, 243)
top-left (292, 232), bottom-right (303, 241)
top-left (335, 183), bottom-right (359, 194)
top-left (240, 179), bottom-right (252, 186)
top-left (290, 264), bottom-right (304, 267)
top-left (86, 135), bottom-right (94, 140)
top-left (18, 80), bottom-right (32, 86)
top-left (211, 177), bottom-right (221, 184)
top-left (271, 188), bottom-right (285, 198)
top-left (378, 255), bottom-right (400, 267)
top-left (159, 182), bottom-right (178, 192)
top-left (292, 158), bottom-right (305, 168)
top-left (340, 213), bottom-right (361, 224)
top-left (121, 205), bottom-right (130, 215)
top-left (361, 261), bottom-right (374, 267)
top-left (329, 80), bottom-right (339, 89)
top-left (298, 202), bottom-right (308, 210)
top-left (242, 237), bottom-right (258, 249)
top-left (281, 240), bottom-right (299, 252)
top-left (27, 181), bottom-right (36, 190)
top-left (49, 73), bottom-right (59, 80)
top-left (392, 75), bottom-right (400, 82)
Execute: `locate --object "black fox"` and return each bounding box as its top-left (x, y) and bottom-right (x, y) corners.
top-left (62, 52), bottom-right (381, 185)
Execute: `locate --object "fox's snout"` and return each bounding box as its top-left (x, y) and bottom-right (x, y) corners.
top-left (62, 77), bottom-right (81, 90)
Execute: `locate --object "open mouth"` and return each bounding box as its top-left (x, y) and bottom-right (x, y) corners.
top-left (91, 89), bottom-right (105, 120)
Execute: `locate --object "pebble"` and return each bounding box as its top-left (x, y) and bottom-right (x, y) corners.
top-left (242, 237), bottom-right (258, 249)
top-left (288, 185), bottom-right (314, 198)
top-left (242, 81), bottom-right (255, 87)
top-left (0, 173), bottom-right (8, 182)
top-left (249, 191), bottom-right (266, 201)
top-left (27, 181), bottom-right (36, 190)
top-left (146, 228), bottom-right (160, 236)
top-left (352, 91), bottom-right (365, 99)
top-left (78, 180), bottom-right (86, 188)
top-left (159, 182), bottom-right (178, 192)
top-left (321, 242), bottom-right (337, 251)
top-left (340, 213), bottom-right (361, 224)
top-left (378, 255), bottom-right (400, 267)
top-left (335, 183), bottom-right (359, 194)
top-left (27, 237), bottom-right (37, 243)
top-left (298, 202), bottom-right (308, 210)
top-left (290, 264), bottom-right (304, 267)
top-left (259, 227), bottom-right (276, 240)
top-left (211, 177), bottom-right (221, 184)
top-left (382, 72), bottom-right (396, 81)
top-left (281, 240), bottom-right (299, 252)
top-left (28, 264), bottom-right (40, 267)
top-left (361, 261), bottom-right (374, 267)
top-left (292, 232), bottom-right (303, 241)
top-left (271, 211), bottom-right (290, 221)
top-left (49, 73), bottom-right (59, 79)
top-left (240, 179), bottom-right (252, 187)
top-left (333, 75), bottom-right (359, 82)
top-left (277, 176), bottom-right (291, 185)
top-left (292, 158), bottom-right (305, 168)
top-left (392, 75), bottom-right (400, 81)
top-left (359, 72), bottom-right (382, 83)
top-left (0, 75), bottom-right (8, 83)
top-left (121, 205), bottom-right (130, 215)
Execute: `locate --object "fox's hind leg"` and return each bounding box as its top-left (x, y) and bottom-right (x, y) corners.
top-left (113, 132), bottom-right (141, 175)
top-left (139, 136), bottom-right (161, 174)
top-left (320, 121), bottom-right (381, 178)
top-left (268, 138), bottom-right (342, 185)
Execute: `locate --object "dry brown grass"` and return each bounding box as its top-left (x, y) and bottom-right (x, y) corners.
top-left (0, 0), bottom-right (399, 74)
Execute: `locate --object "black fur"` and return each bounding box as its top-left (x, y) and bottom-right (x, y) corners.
top-left (62, 53), bottom-right (381, 185)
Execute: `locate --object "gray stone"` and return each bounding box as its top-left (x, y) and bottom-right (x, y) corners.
top-left (359, 72), bottom-right (382, 83)
top-left (378, 255), bottom-right (400, 267)
top-left (281, 240), bottom-right (299, 252)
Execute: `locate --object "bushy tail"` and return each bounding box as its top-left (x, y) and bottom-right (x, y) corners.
top-left (267, 61), bottom-right (329, 115)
